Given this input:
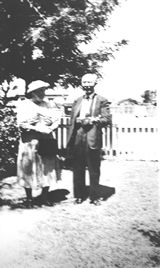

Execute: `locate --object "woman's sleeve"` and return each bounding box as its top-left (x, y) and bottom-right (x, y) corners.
top-left (50, 106), bottom-right (62, 130)
top-left (44, 101), bottom-right (62, 131)
top-left (17, 100), bottom-right (29, 125)
top-left (17, 99), bottom-right (39, 128)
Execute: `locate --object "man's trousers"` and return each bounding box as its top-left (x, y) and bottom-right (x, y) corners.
top-left (73, 138), bottom-right (101, 201)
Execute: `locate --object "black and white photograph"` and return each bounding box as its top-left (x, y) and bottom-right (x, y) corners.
top-left (0, 0), bottom-right (159, 267)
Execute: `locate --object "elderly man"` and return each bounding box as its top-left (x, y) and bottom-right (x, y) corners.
top-left (67, 73), bottom-right (110, 205)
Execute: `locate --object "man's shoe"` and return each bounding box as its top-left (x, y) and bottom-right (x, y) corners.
top-left (90, 199), bottom-right (101, 206)
top-left (74, 198), bottom-right (84, 204)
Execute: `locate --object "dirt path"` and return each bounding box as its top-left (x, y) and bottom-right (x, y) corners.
top-left (0, 161), bottom-right (159, 268)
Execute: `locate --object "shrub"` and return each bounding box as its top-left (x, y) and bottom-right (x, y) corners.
top-left (0, 107), bottom-right (20, 179)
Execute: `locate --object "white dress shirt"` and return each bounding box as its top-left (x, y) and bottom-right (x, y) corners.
top-left (79, 93), bottom-right (95, 119)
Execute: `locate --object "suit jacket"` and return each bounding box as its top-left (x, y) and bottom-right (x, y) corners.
top-left (67, 94), bottom-right (110, 150)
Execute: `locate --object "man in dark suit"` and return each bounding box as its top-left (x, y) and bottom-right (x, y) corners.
top-left (67, 73), bottom-right (110, 205)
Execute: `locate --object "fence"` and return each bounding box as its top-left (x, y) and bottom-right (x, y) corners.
top-left (56, 117), bottom-right (158, 161)
top-left (110, 105), bottom-right (156, 117)
top-left (107, 118), bottom-right (158, 160)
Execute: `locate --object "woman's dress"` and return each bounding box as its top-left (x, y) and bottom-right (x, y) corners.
top-left (17, 98), bottom-right (62, 189)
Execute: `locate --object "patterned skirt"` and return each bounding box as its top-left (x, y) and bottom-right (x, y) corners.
top-left (17, 138), bottom-right (61, 189)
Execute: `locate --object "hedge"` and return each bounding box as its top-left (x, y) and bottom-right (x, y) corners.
top-left (0, 107), bottom-right (20, 179)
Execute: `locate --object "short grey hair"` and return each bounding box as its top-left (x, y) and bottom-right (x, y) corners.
top-left (81, 73), bottom-right (97, 83)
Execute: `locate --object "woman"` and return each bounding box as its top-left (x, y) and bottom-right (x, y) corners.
top-left (17, 80), bottom-right (62, 208)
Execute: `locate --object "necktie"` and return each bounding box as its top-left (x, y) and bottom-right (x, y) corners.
top-left (85, 95), bottom-right (90, 100)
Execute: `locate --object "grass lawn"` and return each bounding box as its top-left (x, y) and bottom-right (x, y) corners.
top-left (0, 160), bottom-right (159, 268)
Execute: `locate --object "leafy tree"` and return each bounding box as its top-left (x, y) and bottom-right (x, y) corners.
top-left (0, 0), bottom-right (126, 88)
top-left (0, 82), bottom-right (19, 107)
top-left (0, 0), bottom-right (128, 179)
top-left (117, 98), bottom-right (139, 105)
top-left (141, 90), bottom-right (157, 105)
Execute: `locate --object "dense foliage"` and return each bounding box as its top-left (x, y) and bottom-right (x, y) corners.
top-left (0, 108), bottom-right (20, 178)
top-left (141, 90), bottom-right (157, 105)
top-left (0, 0), bottom-right (124, 87)
top-left (0, 0), bottom-right (127, 178)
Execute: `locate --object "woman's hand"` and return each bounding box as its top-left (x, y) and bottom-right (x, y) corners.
top-left (28, 114), bottom-right (40, 125)
top-left (50, 120), bottom-right (60, 130)
top-left (43, 117), bottom-right (52, 126)
top-left (20, 123), bottom-right (38, 132)
top-left (35, 125), bottom-right (52, 134)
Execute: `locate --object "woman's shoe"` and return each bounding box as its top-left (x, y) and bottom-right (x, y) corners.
top-left (26, 199), bottom-right (33, 209)
top-left (41, 187), bottom-right (52, 206)
top-left (41, 199), bottom-right (53, 206)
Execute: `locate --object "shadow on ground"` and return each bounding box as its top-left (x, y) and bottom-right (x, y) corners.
top-left (33, 189), bottom-right (70, 207)
top-left (0, 170), bottom-right (115, 210)
top-left (84, 185), bottom-right (115, 201)
top-left (0, 188), bottom-right (70, 210)
top-left (0, 184), bottom-right (115, 210)
top-left (99, 184), bottom-right (115, 200)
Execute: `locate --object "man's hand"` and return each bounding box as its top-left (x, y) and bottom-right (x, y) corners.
top-left (76, 116), bottom-right (101, 126)
top-left (82, 117), bottom-right (93, 125)
top-left (90, 116), bottom-right (101, 124)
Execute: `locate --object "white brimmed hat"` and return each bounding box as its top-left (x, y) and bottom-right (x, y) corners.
top-left (27, 80), bottom-right (50, 93)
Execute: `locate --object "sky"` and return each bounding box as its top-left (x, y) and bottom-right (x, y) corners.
top-left (79, 0), bottom-right (160, 102)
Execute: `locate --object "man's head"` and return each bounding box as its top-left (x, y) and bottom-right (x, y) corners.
top-left (81, 73), bottom-right (97, 96)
